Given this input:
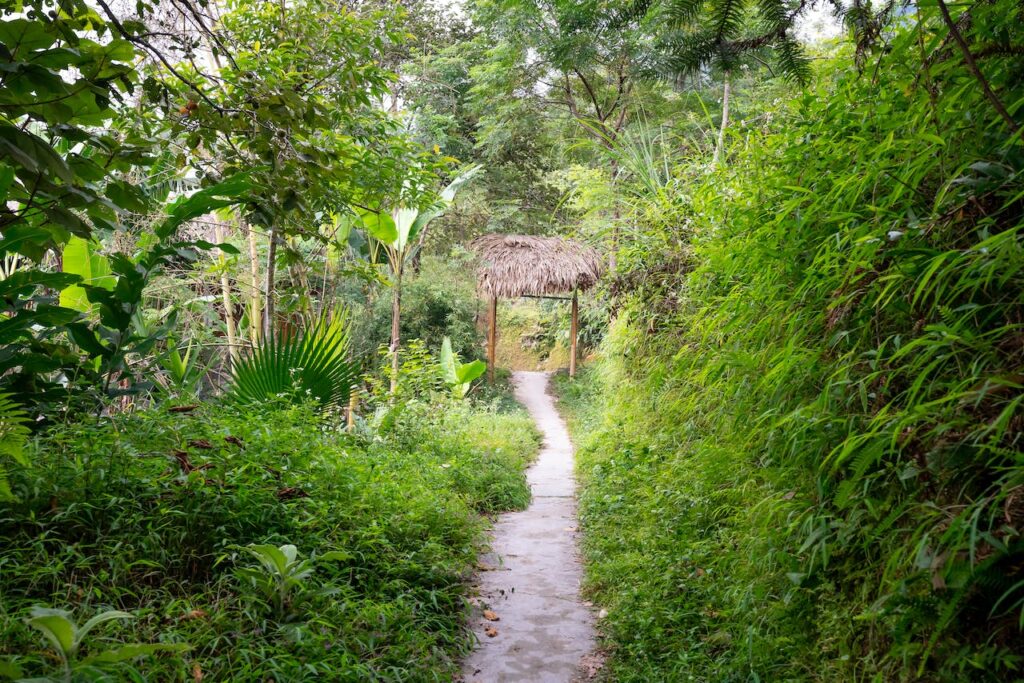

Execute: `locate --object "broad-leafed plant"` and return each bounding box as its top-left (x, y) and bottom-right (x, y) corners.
top-left (440, 336), bottom-right (487, 399)
top-left (356, 165), bottom-right (482, 394)
top-left (5, 607), bottom-right (187, 683)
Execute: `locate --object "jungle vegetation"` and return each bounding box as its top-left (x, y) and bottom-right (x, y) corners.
top-left (1, 0), bottom-right (1022, 679)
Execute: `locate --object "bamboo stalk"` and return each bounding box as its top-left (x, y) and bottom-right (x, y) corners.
top-left (214, 223), bottom-right (238, 370)
top-left (246, 220), bottom-right (261, 344)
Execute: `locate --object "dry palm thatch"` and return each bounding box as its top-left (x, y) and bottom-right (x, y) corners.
top-left (470, 234), bottom-right (604, 298)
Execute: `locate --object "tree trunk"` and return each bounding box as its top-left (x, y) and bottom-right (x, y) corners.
top-left (215, 223), bottom-right (237, 370)
top-left (712, 73), bottom-right (731, 168)
top-left (247, 220), bottom-right (261, 344)
top-left (263, 225), bottom-right (278, 341)
top-left (389, 261), bottom-right (403, 395)
top-left (609, 156), bottom-right (620, 273)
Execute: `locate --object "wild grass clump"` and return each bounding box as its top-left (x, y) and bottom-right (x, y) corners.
top-left (558, 10), bottom-right (1024, 681)
top-left (0, 395), bottom-right (538, 680)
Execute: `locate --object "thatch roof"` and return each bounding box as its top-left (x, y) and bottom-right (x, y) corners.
top-left (470, 234), bottom-right (604, 298)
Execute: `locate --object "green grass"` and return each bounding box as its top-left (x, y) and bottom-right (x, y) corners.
top-left (553, 11), bottom-right (1024, 680)
top-left (0, 397), bottom-right (538, 681)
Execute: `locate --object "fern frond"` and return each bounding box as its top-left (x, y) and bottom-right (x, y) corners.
top-left (0, 393), bottom-right (30, 502)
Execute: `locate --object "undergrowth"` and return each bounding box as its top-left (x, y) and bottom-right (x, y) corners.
top-left (555, 7), bottom-right (1024, 681)
top-left (0, 397), bottom-right (538, 681)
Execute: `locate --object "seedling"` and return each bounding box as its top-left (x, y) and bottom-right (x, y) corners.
top-left (440, 337), bottom-right (487, 399)
top-left (12, 607), bottom-right (187, 683)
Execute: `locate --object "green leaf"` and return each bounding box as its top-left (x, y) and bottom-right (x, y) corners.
top-left (318, 550), bottom-right (354, 562)
top-left (439, 336), bottom-right (459, 385)
top-left (59, 236), bottom-right (113, 313)
top-left (0, 658), bottom-right (23, 680)
top-left (25, 608), bottom-right (76, 657)
top-left (456, 359), bottom-right (487, 385)
top-left (81, 642), bottom-right (189, 665)
top-left (77, 610), bottom-right (133, 641)
top-left (358, 210), bottom-right (398, 245)
top-left (0, 164), bottom-right (14, 203)
top-left (157, 172), bottom-right (257, 238)
top-left (0, 19), bottom-right (57, 52)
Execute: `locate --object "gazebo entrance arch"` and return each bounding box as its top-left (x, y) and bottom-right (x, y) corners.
top-left (470, 234), bottom-right (604, 381)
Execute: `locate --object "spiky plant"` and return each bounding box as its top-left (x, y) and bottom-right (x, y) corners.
top-left (227, 311), bottom-right (359, 409)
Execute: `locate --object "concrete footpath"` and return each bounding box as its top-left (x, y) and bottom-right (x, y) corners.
top-left (462, 371), bottom-right (597, 683)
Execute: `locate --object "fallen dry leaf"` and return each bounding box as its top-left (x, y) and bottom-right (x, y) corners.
top-left (483, 609), bottom-right (500, 622)
top-left (484, 626), bottom-right (499, 638)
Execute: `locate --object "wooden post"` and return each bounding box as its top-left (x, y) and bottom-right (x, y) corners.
top-left (570, 289), bottom-right (579, 378)
top-left (488, 295), bottom-right (497, 383)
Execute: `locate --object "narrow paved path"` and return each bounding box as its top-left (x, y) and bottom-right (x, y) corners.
top-left (462, 371), bottom-right (596, 682)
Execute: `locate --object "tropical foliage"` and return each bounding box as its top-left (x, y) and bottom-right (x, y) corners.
top-left (2, 0), bottom-right (1024, 677)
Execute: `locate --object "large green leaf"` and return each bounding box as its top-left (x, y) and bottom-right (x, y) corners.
top-left (59, 236), bottom-right (114, 313)
top-left (358, 209), bottom-right (398, 245)
top-left (25, 609), bottom-right (76, 657)
top-left (456, 360), bottom-right (487, 385)
top-left (157, 172), bottom-right (257, 239)
top-left (439, 336), bottom-right (459, 385)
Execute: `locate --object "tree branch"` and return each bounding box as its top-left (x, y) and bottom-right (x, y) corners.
top-left (572, 68), bottom-right (605, 121)
top-left (935, 0), bottom-right (1019, 133)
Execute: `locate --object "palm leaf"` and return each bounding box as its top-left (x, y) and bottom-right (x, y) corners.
top-left (227, 310), bottom-right (359, 409)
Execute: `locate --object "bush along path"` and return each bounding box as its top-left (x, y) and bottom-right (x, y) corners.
top-left (462, 371), bottom-right (597, 682)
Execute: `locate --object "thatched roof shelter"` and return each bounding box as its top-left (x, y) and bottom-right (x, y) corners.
top-left (470, 234), bottom-right (604, 299)
top-left (469, 234), bottom-right (604, 379)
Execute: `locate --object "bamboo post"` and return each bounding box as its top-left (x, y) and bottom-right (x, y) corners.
top-left (488, 295), bottom-right (497, 384)
top-left (569, 289), bottom-right (579, 378)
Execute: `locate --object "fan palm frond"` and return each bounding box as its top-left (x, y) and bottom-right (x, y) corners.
top-left (228, 310), bottom-right (359, 409)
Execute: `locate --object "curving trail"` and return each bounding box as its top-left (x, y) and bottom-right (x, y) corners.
top-left (462, 371), bottom-right (597, 683)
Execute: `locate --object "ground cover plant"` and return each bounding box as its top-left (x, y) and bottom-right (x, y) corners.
top-left (0, 394), bottom-right (537, 680)
top-left (552, 3), bottom-right (1024, 679)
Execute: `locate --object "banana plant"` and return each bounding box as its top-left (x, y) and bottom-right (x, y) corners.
top-left (355, 165), bottom-right (482, 394)
top-left (11, 607), bottom-right (188, 683)
top-left (440, 337), bottom-right (487, 399)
